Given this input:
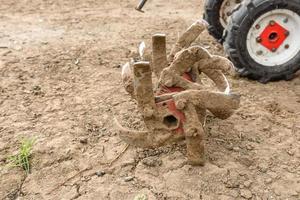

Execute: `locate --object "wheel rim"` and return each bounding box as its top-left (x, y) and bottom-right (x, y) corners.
top-left (219, 0), bottom-right (241, 27)
top-left (246, 9), bottom-right (300, 67)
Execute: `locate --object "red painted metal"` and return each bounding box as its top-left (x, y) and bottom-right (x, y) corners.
top-left (157, 72), bottom-right (193, 94)
top-left (155, 72), bottom-right (193, 134)
top-left (259, 21), bottom-right (288, 51)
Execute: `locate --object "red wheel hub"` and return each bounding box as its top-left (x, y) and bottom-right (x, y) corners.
top-left (258, 21), bottom-right (289, 52)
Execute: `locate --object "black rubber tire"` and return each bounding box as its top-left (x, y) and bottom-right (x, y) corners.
top-left (223, 0), bottom-right (300, 83)
top-left (203, 0), bottom-right (226, 41)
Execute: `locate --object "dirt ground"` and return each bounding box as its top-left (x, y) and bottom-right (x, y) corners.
top-left (0, 0), bottom-right (299, 199)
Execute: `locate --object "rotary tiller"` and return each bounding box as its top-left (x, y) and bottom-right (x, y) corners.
top-left (116, 20), bottom-right (240, 165)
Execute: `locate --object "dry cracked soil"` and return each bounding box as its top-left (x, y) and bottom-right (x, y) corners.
top-left (0, 0), bottom-right (300, 200)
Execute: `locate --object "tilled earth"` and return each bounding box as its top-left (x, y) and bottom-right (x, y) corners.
top-left (0, 0), bottom-right (300, 199)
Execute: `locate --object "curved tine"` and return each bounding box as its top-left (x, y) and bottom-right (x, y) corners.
top-left (151, 129), bottom-right (185, 147)
top-left (173, 90), bottom-right (240, 119)
top-left (201, 69), bottom-right (229, 92)
top-left (114, 118), bottom-right (180, 148)
top-left (197, 55), bottom-right (234, 74)
top-left (114, 118), bottom-right (154, 148)
top-left (168, 20), bottom-right (207, 62)
top-left (121, 62), bottom-right (135, 97)
top-left (169, 46), bottom-right (211, 75)
top-left (158, 46), bottom-right (210, 89)
top-left (159, 67), bottom-right (203, 90)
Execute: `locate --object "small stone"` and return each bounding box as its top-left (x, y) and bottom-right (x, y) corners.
top-left (142, 157), bottom-right (162, 167)
top-left (274, 189), bottom-right (281, 196)
top-left (74, 59), bottom-right (80, 65)
top-left (65, 148), bottom-right (71, 154)
top-left (228, 190), bottom-right (239, 198)
top-left (268, 172), bottom-right (278, 179)
top-left (243, 180), bottom-right (252, 188)
top-left (124, 176), bottom-right (134, 182)
top-left (121, 158), bottom-right (136, 167)
top-left (233, 147), bottom-right (240, 152)
top-left (134, 194), bottom-right (148, 200)
top-left (265, 178), bottom-right (272, 184)
top-left (287, 149), bottom-right (295, 156)
top-left (31, 85), bottom-right (44, 96)
top-left (249, 166), bottom-right (256, 170)
top-left (240, 189), bottom-right (252, 199)
top-left (112, 102), bottom-right (120, 106)
top-left (226, 144), bottom-right (234, 150)
top-left (289, 190), bottom-right (298, 197)
top-left (258, 163), bottom-right (269, 173)
top-left (80, 138), bottom-right (88, 144)
top-left (96, 171), bottom-right (106, 177)
top-left (246, 144), bottom-right (254, 150)
top-left (262, 126), bottom-right (270, 131)
top-left (113, 64), bottom-right (121, 68)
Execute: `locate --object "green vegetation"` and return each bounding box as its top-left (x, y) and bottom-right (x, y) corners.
top-left (8, 138), bottom-right (35, 174)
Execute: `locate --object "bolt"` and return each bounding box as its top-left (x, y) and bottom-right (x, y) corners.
top-left (175, 100), bottom-right (186, 110)
top-left (285, 44), bottom-right (290, 49)
top-left (256, 50), bottom-right (263, 55)
top-left (143, 107), bottom-right (154, 118)
top-left (269, 20), bottom-right (275, 26)
top-left (284, 31), bottom-right (290, 36)
top-left (283, 18), bottom-right (289, 23)
top-left (271, 48), bottom-right (277, 52)
top-left (256, 37), bottom-right (262, 43)
top-left (255, 24), bottom-right (260, 29)
top-left (96, 171), bottom-right (106, 177)
top-left (124, 176), bottom-right (134, 182)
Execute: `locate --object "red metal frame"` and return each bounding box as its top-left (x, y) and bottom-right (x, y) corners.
top-left (155, 72), bottom-right (194, 134)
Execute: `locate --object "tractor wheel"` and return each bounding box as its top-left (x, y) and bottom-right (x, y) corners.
top-left (224, 0), bottom-right (300, 83)
top-left (204, 0), bottom-right (242, 41)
